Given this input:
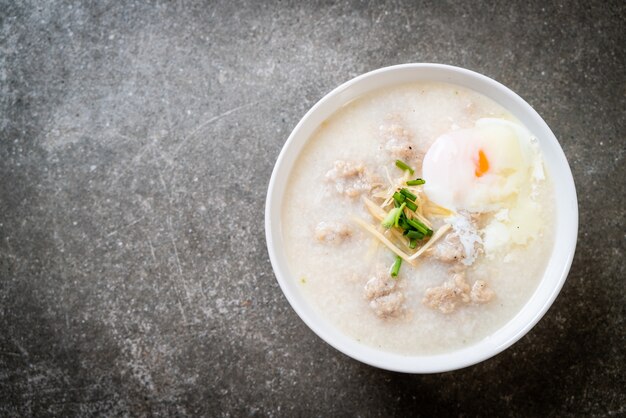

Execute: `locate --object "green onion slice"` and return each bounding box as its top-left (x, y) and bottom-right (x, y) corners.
top-left (406, 230), bottom-right (425, 239)
top-left (393, 203), bottom-right (406, 227)
top-left (390, 256), bottom-right (402, 277)
top-left (381, 208), bottom-right (400, 229)
top-left (392, 192), bottom-right (405, 204)
top-left (399, 188), bottom-right (417, 201)
top-left (405, 200), bottom-right (417, 212)
top-left (398, 215), bottom-right (410, 230)
top-left (395, 160), bottom-right (414, 175)
top-left (406, 218), bottom-right (431, 235)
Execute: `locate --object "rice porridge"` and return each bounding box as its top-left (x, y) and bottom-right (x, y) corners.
top-left (282, 82), bottom-right (555, 355)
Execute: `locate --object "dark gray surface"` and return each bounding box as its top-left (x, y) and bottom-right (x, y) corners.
top-left (1, 0), bottom-right (624, 416)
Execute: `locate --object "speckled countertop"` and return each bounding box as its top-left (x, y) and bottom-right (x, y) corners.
top-left (1, 1), bottom-right (624, 416)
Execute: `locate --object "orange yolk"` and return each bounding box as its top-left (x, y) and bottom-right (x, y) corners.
top-left (475, 149), bottom-right (489, 177)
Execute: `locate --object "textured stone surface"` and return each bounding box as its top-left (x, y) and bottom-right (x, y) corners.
top-left (0, 0), bottom-right (624, 416)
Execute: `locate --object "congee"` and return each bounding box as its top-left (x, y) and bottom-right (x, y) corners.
top-left (282, 82), bottom-right (554, 355)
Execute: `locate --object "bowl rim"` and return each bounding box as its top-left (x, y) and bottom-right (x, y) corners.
top-left (265, 63), bottom-right (578, 373)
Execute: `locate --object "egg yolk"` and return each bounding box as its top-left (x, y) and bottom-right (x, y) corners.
top-left (475, 149), bottom-right (489, 177)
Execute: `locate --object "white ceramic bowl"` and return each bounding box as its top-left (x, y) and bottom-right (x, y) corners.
top-left (265, 63), bottom-right (578, 373)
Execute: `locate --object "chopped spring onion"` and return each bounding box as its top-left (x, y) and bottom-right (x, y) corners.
top-left (408, 239), bottom-right (417, 249)
top-left (390, 256), bottom-right (402, 277)
top-left (381, 209), bottom-right (399, 229)
top-left (397, 214), bottom-right (410, 230)
top-left (381, 203), bottom-right (405, 229)
top-left (406, 178), bottom-right (426, 186)
top-left (394, 203), bottom-right (406, 227)
top-left (413, 210), bottom-right (433, 229)
top-left (405, 200), bottom-right (417, 212)
top-left (395, 160), bottom-right (414, 175)
top-left (399, 188), bottom-right (417, 201)
top-left (406, 218), bottom-right (432, 235)
top-left (406, 230), bottom-right (425, 239)
top-left (392, 192), bottom-right (405, 204)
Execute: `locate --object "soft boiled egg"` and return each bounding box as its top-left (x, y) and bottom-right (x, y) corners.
top-left (423, 118), bottom-right (547, 254)
top-left (422, 118), bottom-right (535, 213)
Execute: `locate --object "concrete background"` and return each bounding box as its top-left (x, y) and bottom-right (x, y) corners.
top-left (1, 0), bottom-right (624, 416)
